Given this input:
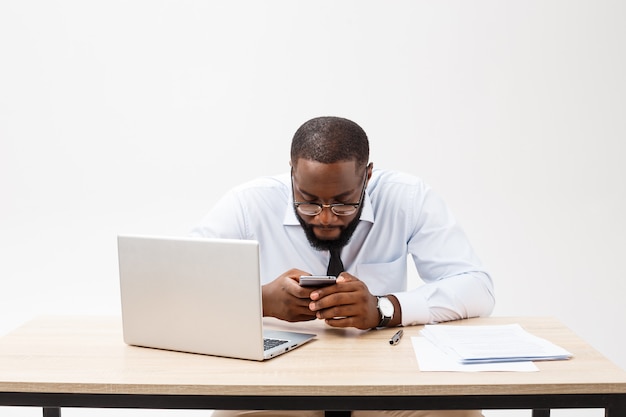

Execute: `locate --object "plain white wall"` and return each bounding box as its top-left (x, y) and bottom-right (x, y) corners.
top-left (1, 1), bottom-right (625, 417)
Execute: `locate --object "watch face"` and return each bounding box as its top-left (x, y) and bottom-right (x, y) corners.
top-left (379, 297), bottom-right (394, 317)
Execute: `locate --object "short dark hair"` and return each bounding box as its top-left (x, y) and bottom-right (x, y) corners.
top-left (290, 116), bottom-right (369, 169)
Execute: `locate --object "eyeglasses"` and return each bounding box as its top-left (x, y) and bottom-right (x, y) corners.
top-left (292, 164), bottom-right (370, 217)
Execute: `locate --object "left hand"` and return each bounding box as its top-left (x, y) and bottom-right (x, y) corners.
top-left (308, 273), bottom-right (379, 330)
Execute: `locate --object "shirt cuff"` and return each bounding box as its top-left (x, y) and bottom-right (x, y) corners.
top-left (392, 290), bottom-right (431, 326)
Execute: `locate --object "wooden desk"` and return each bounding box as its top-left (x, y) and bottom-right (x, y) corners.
top-left (0, 316), bottom-right (625, 416)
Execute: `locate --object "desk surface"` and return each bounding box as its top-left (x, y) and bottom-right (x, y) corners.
top-left (0, 316), bottom-right (625, 399)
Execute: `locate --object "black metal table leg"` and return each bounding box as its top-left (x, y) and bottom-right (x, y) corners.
top-left (43, 407), bottom-right (61, 417)
top-left (325, 412), bottom-right (351, 417)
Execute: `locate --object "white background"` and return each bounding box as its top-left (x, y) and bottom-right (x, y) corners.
top-left (1, 1), bottom-right (624, 416)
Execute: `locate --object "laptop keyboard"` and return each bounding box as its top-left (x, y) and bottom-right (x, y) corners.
top-left (263, 337), bottom-right (289, 351)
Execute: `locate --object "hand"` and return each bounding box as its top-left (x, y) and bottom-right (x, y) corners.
top-left (261, 269), bottom-right (318, 322)
top-left (308, 273), bottom-right (380, 330)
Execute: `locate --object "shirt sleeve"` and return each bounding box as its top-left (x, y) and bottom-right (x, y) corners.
top-left (190, 189), bottom-right (249, 239)
top-left (393, 184), bottom-right (495, 326)
top-left (393, 271), bottom-right (495, 325)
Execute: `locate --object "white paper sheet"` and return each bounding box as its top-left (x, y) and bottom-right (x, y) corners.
top-left (411, 337), bottom-right (539, 372)
top-left (420, 323), bottom-right (572, 364)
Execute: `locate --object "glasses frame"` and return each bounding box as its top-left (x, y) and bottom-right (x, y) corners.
top-left (291, 163), bottom-right (371, 217)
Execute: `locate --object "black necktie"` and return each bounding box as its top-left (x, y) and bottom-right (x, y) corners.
top-left (326, 247), bottom-right (344, 276)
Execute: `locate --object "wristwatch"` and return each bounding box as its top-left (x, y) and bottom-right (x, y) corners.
top-left (376, 296), bottom-right (394, 328)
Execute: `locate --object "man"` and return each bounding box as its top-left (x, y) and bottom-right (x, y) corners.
top-left (192, 116), bottom-right (494, 417)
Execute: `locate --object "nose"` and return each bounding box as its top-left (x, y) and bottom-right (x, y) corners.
top-left (317, 205), bottom-right (338, 225)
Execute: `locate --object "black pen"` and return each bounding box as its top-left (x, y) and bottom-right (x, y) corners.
top-left (389, 329), bottom-right (403, 345)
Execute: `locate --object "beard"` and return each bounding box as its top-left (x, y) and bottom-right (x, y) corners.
top-left (295, 207), bottom-right (363, 251)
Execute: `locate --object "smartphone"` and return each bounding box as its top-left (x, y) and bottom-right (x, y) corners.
top-left (299, 275), bottom-right (337, 287)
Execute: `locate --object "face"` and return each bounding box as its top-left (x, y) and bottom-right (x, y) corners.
top-left (291, 158), bottom-right (370, 251)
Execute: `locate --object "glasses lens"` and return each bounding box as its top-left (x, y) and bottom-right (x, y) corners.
top-left (296, 204), bottom-right (322, 216)
top-left (331, 205), bottom-right (357, 216)
top-left (296, 204), bottom-right (358, 216)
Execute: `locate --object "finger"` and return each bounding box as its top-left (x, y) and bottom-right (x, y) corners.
top-left (286, 269), bottom-right (313, 281)
top-left (323, 316), bottom-right (357, 328)
top-left (309, 279), bottom-right (357, 301)
top-left (294, 285), bottom-right (318, 299)
top-left (314, 303), bottom-right (361, 320)
top-left (309, 289), bottom-right (357, 311)
top-left (283, 301), bottom-right (319, 322)
top-left (284, 277), bottom-right (318, 299)
top-left (336, 272), bottom-right (359, 282)
top-left (335, 274), bottom-right (348, 283)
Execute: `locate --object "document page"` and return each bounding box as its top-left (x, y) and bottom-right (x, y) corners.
top-left (420, 324), bottom-right (572, 364)
top-left (412, 336), bottom-right (539, 372)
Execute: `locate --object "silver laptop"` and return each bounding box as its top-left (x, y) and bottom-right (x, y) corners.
top-left (117, 235), bottom-right (316, 360)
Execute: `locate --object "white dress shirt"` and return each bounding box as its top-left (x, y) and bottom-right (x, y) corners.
top-left (191, 169), bottom-right (495, 326)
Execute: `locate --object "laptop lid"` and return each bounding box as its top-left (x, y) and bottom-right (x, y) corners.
top-left (117, 235), bottom-right (315, 360)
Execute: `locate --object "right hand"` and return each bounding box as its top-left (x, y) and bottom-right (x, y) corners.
top-left (261, 269), bottom-right (318, 322)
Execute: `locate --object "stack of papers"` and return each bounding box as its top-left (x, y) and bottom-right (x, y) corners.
top-left (420, 323), bottom-right (572, 364)
top-left (411, 337), bottom-right (539, 372)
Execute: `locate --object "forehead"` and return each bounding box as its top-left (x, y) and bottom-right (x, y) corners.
top-left (292, 159), bottom-right (361, 194)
